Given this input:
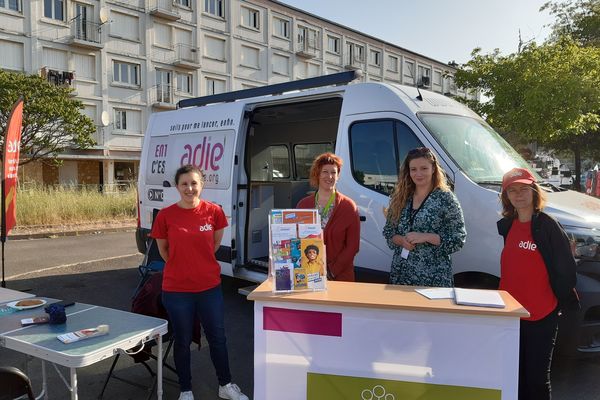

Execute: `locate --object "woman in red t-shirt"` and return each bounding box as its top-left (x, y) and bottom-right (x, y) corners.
top-left (151, 165), bottom-right (248, 400)
top-left (296, 153), bottom-right (360, 281)
top-left (497, 167), bottom-right (578, 400)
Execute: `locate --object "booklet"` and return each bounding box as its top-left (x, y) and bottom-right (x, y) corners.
top-left (454, 288), bottom-right (506, 308)
top-left (298, 223), bottom-right (322, 239)
top-left (57, 324), bottom-right (110, 344)
top-left (282, 209), bottom-right (319, 225)
top-left (21, 315), bottom-right (50, 326)
top-left (273, 261), bottom-right (293, 291)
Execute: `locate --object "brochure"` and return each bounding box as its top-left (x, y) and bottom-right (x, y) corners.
top-left (21, 315), bottom-right (50, 326)
top-left (57, 324), bottom-right (110, 344)
top-left (282, 209), bottom-right (319, 225)
top-left (298, 223), bottom-right (322, 239)
top-left (274, 261), bottom-right (293, 291)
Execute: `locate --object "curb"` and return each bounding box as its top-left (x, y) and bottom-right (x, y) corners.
top-left (9, 225), bottom-right (137, 240)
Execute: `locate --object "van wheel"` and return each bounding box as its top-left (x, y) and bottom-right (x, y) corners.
top-left (454, 272), bottom-right (499, 290)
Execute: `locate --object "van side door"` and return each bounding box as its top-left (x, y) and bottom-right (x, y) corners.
top-left (336, 113), bottom-right (446, 275)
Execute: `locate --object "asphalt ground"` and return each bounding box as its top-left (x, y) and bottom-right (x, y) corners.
top-left (1, 255), bottom-right (255, 400)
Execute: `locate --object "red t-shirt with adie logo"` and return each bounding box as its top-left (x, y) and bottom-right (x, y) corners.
top-left (500, 219), bottom-right (557, 321)
top-left (151, 200), bottom-right (228, 293)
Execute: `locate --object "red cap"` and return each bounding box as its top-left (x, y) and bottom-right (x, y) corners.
top-left (502, 167), bottom-right (536, 190)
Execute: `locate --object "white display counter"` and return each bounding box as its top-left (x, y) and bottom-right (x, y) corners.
top-left (248, 280), bottom-right (529, 400)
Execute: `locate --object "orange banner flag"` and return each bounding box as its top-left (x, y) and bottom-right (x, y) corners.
top-left (2, 97), bottom-right (24, 238)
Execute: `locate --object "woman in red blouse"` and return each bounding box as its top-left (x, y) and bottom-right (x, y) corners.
top-left (296, 153), bottom-right (360, 281)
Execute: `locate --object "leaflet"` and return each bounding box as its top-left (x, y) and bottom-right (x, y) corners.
top-left (298, 224), bottom-right (322, 239)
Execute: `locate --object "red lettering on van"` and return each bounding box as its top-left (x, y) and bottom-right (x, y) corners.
top-left (179, 137), bottom-right (225, 172)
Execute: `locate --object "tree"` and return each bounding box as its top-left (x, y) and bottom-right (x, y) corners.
top-left (542, 0), bottom-right (600, 47)
top-left (0, 70), bottom-right (96, 165)
top-left (455, 38), bottom-right (600, 190)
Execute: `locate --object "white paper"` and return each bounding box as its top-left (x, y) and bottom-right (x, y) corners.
top-left (270, 224), bottom-right (297, 242)
top-left (415, 287), bottom-right (455, 300)
top-left (298, 224), bottom-right (322, 239)
top-left (454, 288), bottom-right (506, 308)
top-left (400, 248), bottom-right (410, 259)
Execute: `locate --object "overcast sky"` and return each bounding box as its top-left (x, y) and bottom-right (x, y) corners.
top-left (279, 0), bottom-right (556, 64)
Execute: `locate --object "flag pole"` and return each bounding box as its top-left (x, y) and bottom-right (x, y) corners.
top-left (1, 175), bottom-right (6, 288)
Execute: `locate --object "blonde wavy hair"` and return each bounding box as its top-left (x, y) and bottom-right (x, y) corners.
top-left (387, 147), bottom-right (449, 222)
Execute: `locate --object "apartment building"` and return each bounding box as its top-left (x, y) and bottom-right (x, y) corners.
top-left (0, 0), bottom-right (469, 187)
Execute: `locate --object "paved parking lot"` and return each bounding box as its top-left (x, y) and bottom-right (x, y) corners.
top-left (1, 255), bottom-right (255, 400)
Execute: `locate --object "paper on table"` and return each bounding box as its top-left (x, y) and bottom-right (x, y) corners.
top-left (415, 287), bottom-right (455, 300)
top-left (454, 288), bottom-right (506, 308)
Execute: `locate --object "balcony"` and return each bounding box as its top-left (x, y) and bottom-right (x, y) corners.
top-left (295, 39), bottom-right (318, 59)
top-left (173, 44), bottom-right (200, 69)
top-left (150, 84), bottom-right (178, 110)
top-left (67, 17), bottom-right (103, 49)
top-left (148, 0), bottom-right (181, 21)
top-left (344, 55), bottom-right (364, 70)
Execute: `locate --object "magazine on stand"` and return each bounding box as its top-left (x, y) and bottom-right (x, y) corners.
top-left (269, 209), bottom-right (326, 293)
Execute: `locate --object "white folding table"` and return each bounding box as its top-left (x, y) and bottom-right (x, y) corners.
top-left (0, 298), bottom-right (168, 400)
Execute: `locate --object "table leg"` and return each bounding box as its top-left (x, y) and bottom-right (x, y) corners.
top-left (157, 335), bottom-right (163, 400)
top-left (42, 360), bottom-right (48, 400)
top-left (70, 368), bottom-right (78, 400)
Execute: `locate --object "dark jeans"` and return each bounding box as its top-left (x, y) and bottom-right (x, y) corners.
top-left (162, 285), bottom-right (232, 391)
top-left (519, 308), bottom-right (559, 400)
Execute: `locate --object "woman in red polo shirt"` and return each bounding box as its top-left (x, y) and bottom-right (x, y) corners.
top-left (296, 153), bottom-right (360, 281)
top-left (497, 167), bottom-right (578, 400)
top-left (151, 165), bottom-right (248, 400)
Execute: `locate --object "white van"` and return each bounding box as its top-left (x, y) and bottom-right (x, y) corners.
top-left (137, 71), bottom-right (600, 355)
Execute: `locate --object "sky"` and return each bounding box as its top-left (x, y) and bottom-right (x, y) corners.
top-left (278, 0), bottom-right (556, 64)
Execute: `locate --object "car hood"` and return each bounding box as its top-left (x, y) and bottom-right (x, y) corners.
top-left (545, 190), bottom-right (600, 228)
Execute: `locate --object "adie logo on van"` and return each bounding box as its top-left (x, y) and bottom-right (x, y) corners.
top-left (199, 223), bottom-right (213, 232)
top-left (180, 136), bottom-right (225, 172)
top-left (518, 240), bottom-right (537, 251)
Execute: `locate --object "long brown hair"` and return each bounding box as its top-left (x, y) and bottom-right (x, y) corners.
top-left (500, 182), bottom-right (546, 218)
top-left (387, 147), bottom-right (449, 222)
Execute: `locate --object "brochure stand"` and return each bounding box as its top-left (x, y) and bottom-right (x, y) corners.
top-left (269, 209), bottom-right (327, 293)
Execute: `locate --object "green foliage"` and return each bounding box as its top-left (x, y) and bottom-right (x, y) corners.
top-left (0, 70), bottom-right (96, 165)
top-left (15, 185), bottom-right (136, 226)
top-left (542, 0), bottom-right (600, 46)
top-left (455, 38), bottom-right (600, 149)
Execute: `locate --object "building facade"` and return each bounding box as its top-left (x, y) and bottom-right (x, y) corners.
top-left (0, 0), bottom-right (470, 187)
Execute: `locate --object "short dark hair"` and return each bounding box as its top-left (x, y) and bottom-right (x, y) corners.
top-left (304, 244), bottom-right (319, 255)
top-left (175, 164), bottom-right (205, 185)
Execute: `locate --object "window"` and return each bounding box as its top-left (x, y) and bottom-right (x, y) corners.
top-left (44, 0), bottom-right (64, 20)
top-left (346, 42), bottom-right (364, 65)
top-left (387, 55), bottom-right (398, 72)
top-left (327, 36), bottom-right (340, 54)
top-left (241, 6), bottom-right (259, 30)
top-left (176, 73), bottom-right (193, 94)
top-left (205, 36), bottom-right (226, 60)
top-left (350, 120), bottom-right (422, 195)
top-left (205, 0), bottom-right (224, 17)
top-left (273, 17), bottom-right (289, 39)
top-left (111, 11), bottom-right (139, 41)
top-left (403, 60), bottom-right (415, 83)
top-left (0, 40), bottom-right (23, 71)
top-left (175, 0), bottom-right (190, 7)
top-left (0, 0), bottom-right (21, 12)
top-left (272, 53), bottom-right (289, 76)
top-left (240, 45), bottom-right (260, 68)
top-left (154, 23), bottom-right (172, 48)
top-left (298, 26), bottom-right (319, 50)
top-left (113, 61), bottom-right (140, 86)
top-left (369, 50), bottom-right (381, 66)
top-left (433, 70), bottom-right (442, 86)
top-left (73, 53), bottom-right (95, 80)
top-left (252, 145), bottom-right (290, 181)
top-left (206, 77), bottom-right (225, 95)
top-left (115, 109), bottom-right (127, 130)
top-left (294, 143), bottom-right (334, 179)
top-left (418, 65), bottom-right (431, 86)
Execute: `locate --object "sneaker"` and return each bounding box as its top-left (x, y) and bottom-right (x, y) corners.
top-left (219, 382), bottom-right (249, 400)
top-left (178, 391), bottom-right (194, 400)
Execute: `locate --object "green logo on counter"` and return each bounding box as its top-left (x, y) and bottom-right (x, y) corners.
top-left (306, 373), bottom-right (501, 400)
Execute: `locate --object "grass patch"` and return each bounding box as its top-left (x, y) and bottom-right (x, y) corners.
top-left (14, 185), bottom-right (136, 227)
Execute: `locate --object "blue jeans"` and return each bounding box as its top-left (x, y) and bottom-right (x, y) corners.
top-left (162, 285), bottom-right (232, 391)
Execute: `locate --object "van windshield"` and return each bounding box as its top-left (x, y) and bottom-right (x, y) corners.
top-left (418, 113), bottom-right (539, 184)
